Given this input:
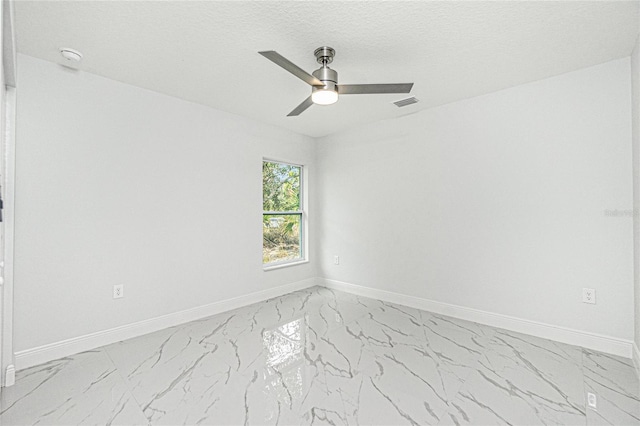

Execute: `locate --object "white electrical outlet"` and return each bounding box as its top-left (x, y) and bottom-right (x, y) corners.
top-left (334, 255), bottom-right (339, 265)
top-left (113, 284), bottom-right (124, 299)
top-left (587, 392), bottom-right (597, 410)
top-left (583, 288), bottom-right (596, 304)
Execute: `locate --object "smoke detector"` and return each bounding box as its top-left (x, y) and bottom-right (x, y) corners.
top-left (60, 48), bottom-right (82, 63)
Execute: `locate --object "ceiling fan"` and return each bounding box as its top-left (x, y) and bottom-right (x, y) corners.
top-left (258, 46), bottom-right (414, 116)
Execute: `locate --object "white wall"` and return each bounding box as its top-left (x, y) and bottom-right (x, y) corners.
top-left (14, 54), bottom-right (317, 352)
top-left (632, 36), bottom-right (640, 357)
top-left (13, 53), bottom-right (636, 358)
top-left (317, 58), bottom-right (634, 341)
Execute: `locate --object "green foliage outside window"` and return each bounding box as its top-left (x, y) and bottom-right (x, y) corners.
top-left (263, 161), bottom-right (302, 264)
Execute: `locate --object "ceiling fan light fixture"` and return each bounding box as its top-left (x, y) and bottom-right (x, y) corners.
top-left (259, 46), bottom-right (414, 116)
top-left (311, 88), bottom-right (338, 105)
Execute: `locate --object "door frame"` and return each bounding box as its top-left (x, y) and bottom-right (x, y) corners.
top-left (1, 0), bottom-right (16, 387)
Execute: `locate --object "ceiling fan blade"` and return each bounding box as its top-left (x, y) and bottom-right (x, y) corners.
top-left (287, 96), bottom-right (314, 117)
top-left (259, 51), bottom-right (323, 87)
top-left (338, 83), bottom-right (414, 95)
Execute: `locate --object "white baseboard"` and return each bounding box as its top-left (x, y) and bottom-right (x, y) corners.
top-left (14, 278), bottom-right (318, 371)
top-left (320, 278), bottom-right (634, 359)
top-left (13, 276), bottom-right (635, 373)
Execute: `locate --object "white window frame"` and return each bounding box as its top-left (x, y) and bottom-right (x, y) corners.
top-left (262, 159), bottom-right (307, 270)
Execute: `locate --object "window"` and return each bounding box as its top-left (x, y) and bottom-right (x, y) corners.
top-left (263, 160), bottom-right (304, 266)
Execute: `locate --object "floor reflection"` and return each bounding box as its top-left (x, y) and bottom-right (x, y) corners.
top-left (261, 316), bottom-right (309, 414)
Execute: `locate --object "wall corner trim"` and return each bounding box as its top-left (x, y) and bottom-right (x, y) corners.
top-left (4, 364), bottom-right (15, 387)
top-left (318, 278), bottom-right (634, 359)
top-left (14, 277), bottom-right (319, 371)
top-left (633, 342), bottom-right (640, 378)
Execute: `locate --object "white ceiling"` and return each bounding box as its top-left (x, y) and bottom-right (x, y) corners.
top-left (15, 1), bottom-right (640, 138)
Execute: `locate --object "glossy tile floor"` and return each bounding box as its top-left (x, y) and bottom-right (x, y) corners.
top-left (1, 286), bottom-right (639, 425)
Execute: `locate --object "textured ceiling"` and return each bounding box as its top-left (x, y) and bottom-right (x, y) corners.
top-left (15, 1), bottom-right (640, 138)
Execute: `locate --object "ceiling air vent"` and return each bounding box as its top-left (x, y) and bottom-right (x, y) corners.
top-left (393, 97), bottom-right (419, 107)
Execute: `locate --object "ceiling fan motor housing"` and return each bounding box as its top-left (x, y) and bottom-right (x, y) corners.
top-left (312, 67), bottom-right (338, 94)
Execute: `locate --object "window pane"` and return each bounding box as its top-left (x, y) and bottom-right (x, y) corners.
top-left (263, 162), bottom-right (300, 212)
top-left (263, 214), bottom-right (301, 264)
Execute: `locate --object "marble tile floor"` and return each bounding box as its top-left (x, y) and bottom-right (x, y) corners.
top-left (1, 286), bottom-right (638, 425)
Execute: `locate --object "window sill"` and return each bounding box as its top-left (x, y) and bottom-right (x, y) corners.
top-left (263, 259), bottom-right (309, 271)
